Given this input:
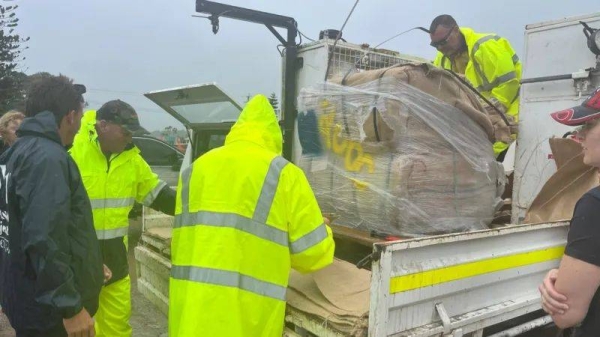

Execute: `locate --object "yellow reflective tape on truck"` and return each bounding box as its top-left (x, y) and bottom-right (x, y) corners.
top-left (390, 246), bottom-right (565, 294)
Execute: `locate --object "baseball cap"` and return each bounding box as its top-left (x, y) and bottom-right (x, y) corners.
top-left (551, 87), bottom-right (600, 126)
top-left (96, 100), bottom-right (149, 135)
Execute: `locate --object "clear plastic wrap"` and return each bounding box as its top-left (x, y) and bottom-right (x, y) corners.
top-left (297, 65), bottom-right (505, 237)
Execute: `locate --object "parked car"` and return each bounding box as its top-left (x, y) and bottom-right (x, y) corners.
top-left (129, 136), bottom-right (184, 218)
top-left (133, 135), bottom-right (184, 186)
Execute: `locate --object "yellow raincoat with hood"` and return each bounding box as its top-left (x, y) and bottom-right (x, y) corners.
top-left (169, 95), bottom-right (335, 337)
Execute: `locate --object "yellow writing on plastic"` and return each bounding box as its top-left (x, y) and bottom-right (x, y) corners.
top-left (318, 102), bottom-right (374, 174)
top-left (389, 246), bottom-right (565, 294)
top-left (350, 178), bottom-right (369, 190)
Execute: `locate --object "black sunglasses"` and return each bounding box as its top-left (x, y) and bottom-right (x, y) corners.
top-left (430, 26), bottom-right (456, 48)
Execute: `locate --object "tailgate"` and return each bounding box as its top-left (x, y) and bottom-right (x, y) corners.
top-left (369, 222), bottom-right (568, 337)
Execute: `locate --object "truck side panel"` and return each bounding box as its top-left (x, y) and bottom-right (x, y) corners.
top-left (369, 222), bottom-right (568, 337)
top-left (513, 13), bottom-right (600, 223)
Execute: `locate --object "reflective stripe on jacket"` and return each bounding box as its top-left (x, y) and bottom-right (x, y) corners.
top-left (434, 27), bottom-right (522, 156)
top-left (169, 95), bottom-right (335, 337)
top-left (70, 110), bottom-right (165, 239)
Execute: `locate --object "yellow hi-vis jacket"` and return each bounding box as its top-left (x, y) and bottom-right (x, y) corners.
top-left (70, 110), bottom-right (166, 240)
top-left (434, 27), bottom-right (522, 156)
top-left (169, 95), bottom-right (335, 337)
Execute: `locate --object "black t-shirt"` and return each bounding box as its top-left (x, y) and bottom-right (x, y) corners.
top-left (564, 187), bottom-right (600, 337)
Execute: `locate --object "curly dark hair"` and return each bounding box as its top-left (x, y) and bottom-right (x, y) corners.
top-left (24, 74), bottom-right (84, 124)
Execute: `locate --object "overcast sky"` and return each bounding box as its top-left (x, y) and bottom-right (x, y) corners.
top-left (11, 0), bottom-right (600, 131)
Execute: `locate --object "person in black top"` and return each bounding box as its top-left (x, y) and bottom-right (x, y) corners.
top-left (0, 75), bottom-right (104, 337)
top-left (539, 87), bottom-right (600, 336)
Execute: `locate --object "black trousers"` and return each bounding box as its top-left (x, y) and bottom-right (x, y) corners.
top-left (16, 323), bottom-right (67, 337)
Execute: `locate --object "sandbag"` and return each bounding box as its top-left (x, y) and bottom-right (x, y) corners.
top-left (286, 259), bottom-right (370, 336)
top-left (297, 63), bottom-right (505, 236)
top-left (525, 138), bottom-right (599, 223)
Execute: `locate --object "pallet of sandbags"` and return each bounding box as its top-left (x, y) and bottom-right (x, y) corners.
top-left (297, 63), bottom-right (507, 237)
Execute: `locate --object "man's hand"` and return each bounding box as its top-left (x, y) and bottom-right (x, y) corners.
top-left (322, 213), bottom-right (337, 226)
top-left (103, 264), bottom-right (112, 284)
top-left (63, 308), bottom-right (95, 337)
top-left (539, 269), bottom-right (569, 315)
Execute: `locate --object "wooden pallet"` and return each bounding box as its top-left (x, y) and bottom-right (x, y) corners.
top-left (135, 224), bottom-right (172, 316)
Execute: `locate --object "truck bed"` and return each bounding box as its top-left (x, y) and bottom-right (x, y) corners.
top-left (134, 207), bottom-right (568, 336)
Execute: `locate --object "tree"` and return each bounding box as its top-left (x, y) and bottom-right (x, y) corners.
top-left (2, 72), bottom-right (52, 112)
top-left (0, 71), bottom-right (26, 112)
top-left (268, 92), bottom-right (279, 112)
top-left (0, 4), bottom-right (29, 113)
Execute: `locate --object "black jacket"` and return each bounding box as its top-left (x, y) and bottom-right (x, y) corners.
top-left (0, 111), bottom-right (103, 331)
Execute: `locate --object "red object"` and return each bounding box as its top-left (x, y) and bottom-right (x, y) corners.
top-left (550, 87), bottom-right (600, 126)
top-left (587, 88), bottom-right (600, 110)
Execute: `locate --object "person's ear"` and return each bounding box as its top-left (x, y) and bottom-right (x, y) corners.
top-left (452, 26), bottom-right (461, 39)
top-left (66, 110), bottom-right (76, 125)
top-left (96, 120), bottom-right (107, 131)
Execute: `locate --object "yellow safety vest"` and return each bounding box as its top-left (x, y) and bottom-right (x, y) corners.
top-left (70, 110), bottom-right (166, 240)
top-left (434, 27), bottom-right (522, 156)
top-left (169, 95), bottom-right (335, 337)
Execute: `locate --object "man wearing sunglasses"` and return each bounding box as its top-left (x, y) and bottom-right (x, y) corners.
top-left (430, 15), bottom-right (522, 159)
top-left (69, 100), bottom-right (176, 336)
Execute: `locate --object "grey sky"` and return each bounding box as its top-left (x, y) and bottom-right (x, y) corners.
top-left (12, 0), bottom-right (599, 131)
